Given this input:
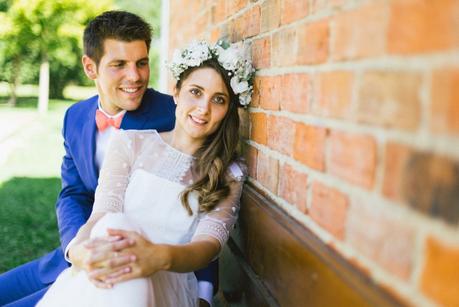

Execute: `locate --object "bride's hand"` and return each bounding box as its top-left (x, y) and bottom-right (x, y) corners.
top-left (69, 236), bottom-right (136, 287)
top-left (96, 228), bottom-right (171, 285)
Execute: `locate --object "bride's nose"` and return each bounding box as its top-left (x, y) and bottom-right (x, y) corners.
top-left (195, 97), bottom-right (211, 113)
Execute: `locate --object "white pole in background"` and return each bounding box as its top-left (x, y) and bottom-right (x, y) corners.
top-left (158, 0), bottom-right (170, 93)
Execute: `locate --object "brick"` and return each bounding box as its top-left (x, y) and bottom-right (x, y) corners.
top-left (328, 131), bottom-right (377, 189)
top-left (227, 0), bottom-right (248, 16)
top-left (230, 6), bottom-right (261, 41)
top-left (267, 115), bottom-right (295, 156)
top-left (332, 2), bottom-right (387, 60)
top-left (310, 0), bottom-right (345, 13)
top-left (388, 0), bottom-right (459, 54)
top-left (346, 201), bottom-right (415, 280)
top-left (356, 71), bottom-right (421, 131)
top-left (261, 0), bottom-right (281, 33)
top-left (400, 152), bottom-right (459, 225)
top-left (252, 37), bottom-right (271, 69)
top-left (210, 27), bottom-right (221, 43)
top-left (195, 11), bottom-right (210, 33)
top-left (257, 76), bottom-right (281, 110)
top-left (430, 69), bottom-right (459, 136)
top-left (272, 27), bottom-right (298, 67)
top-left (257, 151), bottom-right (279, 193)
top-left (242, 144), bottom-right (258, 178)
top-left (251, 76), bottom-right (262, 107)
top-left (281, 0), bottom-right (308, 25)
top-left (278, 163), bottom-right (308, 213)
top-left (310, 182), bottom-right (349, 239)
top-left (296, 20), bottom-right (329, 64)
top-left (245, 5), bottom-right (261, 38)
top-left (312, 71), bottom-right (353, 119)
top-left (382, 143), bottom-right (412, 201)
top-left (293, 123), bottom-right (327, 171)
top-left (420, 237), bottom-right (459, 307)
top-left (212, 0), bottom-right (226, 22)
top-left (250, 112), bottom-right (267, 145)
top-left (280, 74), bottom-right (309, 113)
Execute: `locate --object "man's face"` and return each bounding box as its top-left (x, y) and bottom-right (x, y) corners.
top-left (82, 39), bottom-right (150, 115)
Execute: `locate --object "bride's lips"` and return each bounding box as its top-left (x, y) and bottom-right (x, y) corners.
top-left (189, 114), bottom-right (208, 125)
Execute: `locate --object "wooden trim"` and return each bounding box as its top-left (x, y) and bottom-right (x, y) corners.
top-left (223, 184), bottom-right (405, 306)
top-left (226, 238), bottom-right (280, 306)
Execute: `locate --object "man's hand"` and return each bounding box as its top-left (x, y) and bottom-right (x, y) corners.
top-left (69, 235), bottom-right (136, 288)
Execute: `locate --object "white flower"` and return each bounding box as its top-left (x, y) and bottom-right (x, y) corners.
top-left (230, 76), bottom-right (249, 94)
top-left (238, 91), bottom-right (252, 106)
top-left (167, 39), bottom-right (255, 107)
top-left (217, 46), bottom-right (239, 71)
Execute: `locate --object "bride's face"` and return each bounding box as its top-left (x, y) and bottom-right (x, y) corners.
top-left (174, 67), bottom-right (230, 145)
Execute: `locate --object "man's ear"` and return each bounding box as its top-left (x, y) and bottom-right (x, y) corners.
top-left (82, 55), bottom-right (97, 80)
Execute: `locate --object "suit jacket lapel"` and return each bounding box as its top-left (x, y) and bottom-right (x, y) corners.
top-left (81, 100), bottom-right (99, 186)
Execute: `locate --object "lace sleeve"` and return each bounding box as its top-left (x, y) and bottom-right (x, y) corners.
top-left (92, 130), bottom-right (137, 213)
top-left (191, 161), bottom-right (247, 250)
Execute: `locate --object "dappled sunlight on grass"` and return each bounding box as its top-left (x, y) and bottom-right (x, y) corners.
top-left (0, 100), bottom-right (71, 271)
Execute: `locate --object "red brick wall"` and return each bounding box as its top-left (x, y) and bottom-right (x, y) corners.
top-left (167, 1), bottom-right (459, 305)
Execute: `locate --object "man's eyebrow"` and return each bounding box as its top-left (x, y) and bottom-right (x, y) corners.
top-left (107, 59), bottom-right (125, 64)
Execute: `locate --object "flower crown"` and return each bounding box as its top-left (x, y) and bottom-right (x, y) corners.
top-left (168, 40), bottom-right (256, 107)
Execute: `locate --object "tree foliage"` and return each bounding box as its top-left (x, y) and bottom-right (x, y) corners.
top-left (0, 0), bottom-right (112, 99)
top-left (0, 0), bottom-right (163, 101)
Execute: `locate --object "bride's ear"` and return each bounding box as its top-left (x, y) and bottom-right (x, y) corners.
top-left (82, 55), bottom-right (97, 80)
top-left (173, 87), bottom-right (179, 105)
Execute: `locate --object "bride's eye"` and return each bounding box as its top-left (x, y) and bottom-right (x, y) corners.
top-left (190, 88), bottom-right (201, 96)
top-left (212, 96), bottom-right (226, 104)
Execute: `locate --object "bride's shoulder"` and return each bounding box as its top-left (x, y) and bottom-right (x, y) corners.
top-left (226, 159), bottom-right (248, 182)
top-left (116, 129), bottom-right (159, 139)
top-left (112, 129), bottom-right (161, 149)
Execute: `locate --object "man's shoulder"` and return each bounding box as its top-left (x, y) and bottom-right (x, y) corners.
top-left (142, 88), bottom-right (173, 107)
top-left (66, 95), bottom-right (98, 115)
top-left (63, 95), bottom-right (98, 130)
top-left (136, 88), bottom-right (175, 116)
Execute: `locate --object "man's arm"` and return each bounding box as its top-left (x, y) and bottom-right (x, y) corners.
top-left (55, 111), bottom-right (94, 252)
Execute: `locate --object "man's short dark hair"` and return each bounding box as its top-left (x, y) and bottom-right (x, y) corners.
top-left (83, 10), bottom-right (152, 65)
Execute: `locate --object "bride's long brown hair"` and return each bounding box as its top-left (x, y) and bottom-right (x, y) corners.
top-left (177, 59), bottom-right (241, 215)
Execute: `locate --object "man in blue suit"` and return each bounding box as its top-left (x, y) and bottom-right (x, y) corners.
top-left (0, 11), bottom-right (216, 307)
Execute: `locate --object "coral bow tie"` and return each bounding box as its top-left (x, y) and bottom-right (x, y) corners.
top-left (95, 109), bottom-right (123, 131)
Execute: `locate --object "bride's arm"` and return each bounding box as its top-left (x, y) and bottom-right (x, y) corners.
top-left (103, 165), bottom-right (245, 283)
top-left (67, 130), bottom-right (139, 278)
top-left (67, 212), bottom-right (107, 269)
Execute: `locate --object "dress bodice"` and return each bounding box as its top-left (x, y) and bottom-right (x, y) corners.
top-left (92, 129), bottom-right (245, 248)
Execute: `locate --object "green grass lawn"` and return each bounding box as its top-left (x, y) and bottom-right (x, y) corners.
top-left (0, 96), bottom-right (74, 272)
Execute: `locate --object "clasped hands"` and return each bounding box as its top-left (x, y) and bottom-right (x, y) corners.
top-left (68, 229), bottom-right (164, 288)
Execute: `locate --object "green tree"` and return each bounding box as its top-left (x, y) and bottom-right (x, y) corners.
top-left (0, 0), bottom-right (112, 110)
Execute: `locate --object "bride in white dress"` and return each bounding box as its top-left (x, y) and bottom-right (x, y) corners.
top-left (37, 40), bottom-right (255, 307)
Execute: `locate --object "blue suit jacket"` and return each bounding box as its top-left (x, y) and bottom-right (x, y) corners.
top-left (37, 88), bottom-right (217, 288)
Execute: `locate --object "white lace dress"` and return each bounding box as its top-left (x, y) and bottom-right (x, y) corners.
top-left (37, 129), bottom-right (245, 307)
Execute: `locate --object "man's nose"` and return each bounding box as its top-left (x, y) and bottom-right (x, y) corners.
top-left (126, 64), bottom-right (140, 81)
